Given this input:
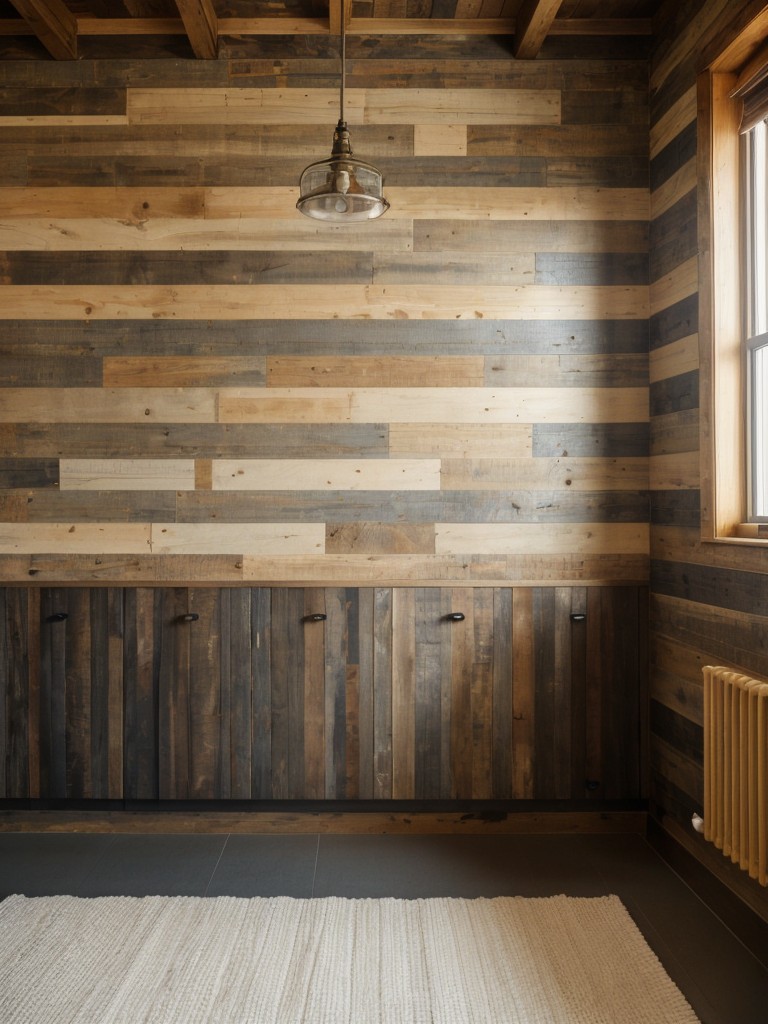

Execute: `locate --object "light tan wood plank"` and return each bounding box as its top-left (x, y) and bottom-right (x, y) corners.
top-left (649, 452), bottom-right (700, 490)
top-left (363, 89), bottom-right (560, 125)
top-left (650, 85), bottom-right (697, 159)
top-left (0, 217), bottom-right (412, 252)
top-left (325, 523), bottom-right (435, 555)
top-left (238, 553), bottom-right (649, 585)
top-left (0, 284), bottom-right (649, 320)
top-left (0, 389), bottom-right (216, 423)
top-left (150, 523), bottom-right (324, 555)
top-left (267, 357), bottom-right (485, 388)
top-left (435, 523), bottom-right (648, 556)
top-left (127, 89), bottom-right (362, 126)
top-left (649, 334), bottom-right (699, 384)
top-left (650, 256), bottom-right (698, 316)
top-left (0, 116), bottom-right (128, 127)
top-left (219, 387), bottom-right (649, 424)
top-left (0, 187), bottom-right (206, 219)
top-left (0, 523), bottom-right (151, 554)
top-left (205, 186), bottom-right (649, 222)
top-left (60, 459), bottom-right (196, 491)
top-left (441, 456), bottom-right (649, 491)
top-left (104, 357), bottom-right (266, 387)
top-left (211, 459), bottom-right (441, 491)
top-left (126, 88), bottom-right (559, 126)
top-left (413, 125), bottom-right (467, 157)
top-left (389, 424), bottom-right (532, 458)
top-left (486, 353), bottom-right (647, 387)
top-left (651, 159), bottom-right (697, 220)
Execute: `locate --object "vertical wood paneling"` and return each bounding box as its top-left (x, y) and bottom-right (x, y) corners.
top-left (392, 587), bottom-right (416, 800)
top-left (511, 588), bottom-right (536, 800)
top-left (250, 587), bottom-right (272, 799)
top-left (372, 587), bottom-right (393, 800)
top-left (158, 589), bottom-right (191, 799)
top-left (0, 583), bottom-right (645, 802)
top-left (0, 588), bottom-right (30, 797)
top-left (124, 587), bottom-right (158, 800)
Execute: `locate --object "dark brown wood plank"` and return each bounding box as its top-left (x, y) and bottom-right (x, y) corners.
top-left (0, 588), bottom-right (30, 797)
top-left (123, 587), bottom-right (159, 800)
top-left (303, 587), bottom-right (325, 799)
top-left (413, 587), bottom-right (443, 799)
top-left (414, 219), bottom-right (649, 253)
top-left (158, 588), bottom-right (191, 799)
top-left (372, 586), bottom-right (392, 800)
top-left (250, 586), bottom-right (271, 799)
top-left (2, 251), bottom-right (373, 286)
top-left (269, 587), bottom-right (303, 799)
top-left (228, 587), bottom-right (252, 799)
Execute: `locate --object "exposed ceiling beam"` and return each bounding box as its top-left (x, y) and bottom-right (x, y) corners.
top-left (513, 0), bottom-right (564, 59)
top-left (173, 0), bottom-right (218, 59)
top-left (7, 0), bottom-right (77, 59)
top-left (0, 13), bottom-right (653, 43)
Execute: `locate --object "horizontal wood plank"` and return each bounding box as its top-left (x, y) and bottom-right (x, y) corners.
top-left (211, 459), bottom-right (441, 491)
top-left (218, 386), bottom-right (649, 424)
top-left (0, 284), bottom-right (649, 320)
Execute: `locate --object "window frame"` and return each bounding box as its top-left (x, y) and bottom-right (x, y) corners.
top-left (700, 31), bottom-right (768, 544)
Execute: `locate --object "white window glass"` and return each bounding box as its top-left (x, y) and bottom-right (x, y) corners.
top-left (745, 120), bottom-right (768, 521)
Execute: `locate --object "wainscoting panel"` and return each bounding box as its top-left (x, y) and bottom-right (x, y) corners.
top-left (0, 585), bottom-right (647, 804)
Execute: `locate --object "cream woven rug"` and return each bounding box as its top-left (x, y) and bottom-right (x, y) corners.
top-left (0, 893), bottom-right (699, 1023)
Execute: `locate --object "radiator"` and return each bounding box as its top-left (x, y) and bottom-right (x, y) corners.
top-left (703, 666), bottom-right (768, 886)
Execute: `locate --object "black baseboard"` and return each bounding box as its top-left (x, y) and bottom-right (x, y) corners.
top-left (646, 817), bottom-right (768, 970)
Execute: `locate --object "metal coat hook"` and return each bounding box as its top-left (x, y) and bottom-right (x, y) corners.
top-left (570, 613), bottom-right (586, 622)
top-left (46, 612), bottom-right (68, 623)
top-left (444, 612), bottom-right (465, 622)
top-left (302, 613), bottom-right (327, 623)
top-left (179, 613), bottom-right (199, 623)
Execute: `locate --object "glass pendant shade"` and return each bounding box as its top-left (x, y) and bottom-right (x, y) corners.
top-left (297, 121), bottom-right (389, 221)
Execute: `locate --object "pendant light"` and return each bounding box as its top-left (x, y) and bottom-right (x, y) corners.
top-left (296, 0), bottom-right (389, 221)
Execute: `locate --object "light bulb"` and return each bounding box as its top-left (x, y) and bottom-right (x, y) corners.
top-left (334, 197), bottom-right (348, 213)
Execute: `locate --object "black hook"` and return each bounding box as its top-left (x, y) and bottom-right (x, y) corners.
top-left (179, 613), bottom-right (199, 623)
top-left (302, 613), bottom-right (327, 623)
top-left (46, 612), bottom-right (68, 623)
top-left (570, 613), bottom-right (586, 622)
top-left (444, 612), bottom-right (465, 622)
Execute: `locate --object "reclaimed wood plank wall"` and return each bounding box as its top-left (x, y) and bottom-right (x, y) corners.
top-left (0, 29), bottom-right (651, 586)
top-left (649, 0), bottom-right (768, 910)
top-left (0, 584), bottom-right (646, 802)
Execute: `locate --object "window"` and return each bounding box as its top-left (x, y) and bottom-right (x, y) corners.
top-left (701, 19), bottom-right (768, 543)
top-left (744, 119), bottom-right (768, 520)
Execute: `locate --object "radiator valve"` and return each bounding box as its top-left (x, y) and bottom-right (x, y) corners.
top-left (691, 812), bottom-right (704, 833)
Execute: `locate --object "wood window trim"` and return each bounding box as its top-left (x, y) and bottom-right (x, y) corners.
top-left (699, 14), bottom-right (768, 548)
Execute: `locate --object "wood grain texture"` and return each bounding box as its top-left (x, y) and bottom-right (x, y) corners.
top-left (0, 38), bottom-right (651, 589)
top-left (0, 283), bottom-right (649, 320)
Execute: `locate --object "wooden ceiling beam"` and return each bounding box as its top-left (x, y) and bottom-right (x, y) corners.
top-left (513, 0), bottom-right (564, 59)
top-left (0, 13), bottom-right (653, 43)
top-left (173, 0), bottom-right (218, 59)
top-left (7, 0), bottom-right (77, 59)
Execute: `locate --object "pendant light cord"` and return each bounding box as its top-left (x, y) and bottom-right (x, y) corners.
top-left (339, 0), bottom-right (346, 124)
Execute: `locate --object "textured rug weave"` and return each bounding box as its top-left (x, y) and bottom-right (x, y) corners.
top-left (0, 893), bottom-right (699, 1023)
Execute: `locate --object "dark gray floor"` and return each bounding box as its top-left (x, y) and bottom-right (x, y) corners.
top-left (1, 831), bottom-right (766, 1023)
